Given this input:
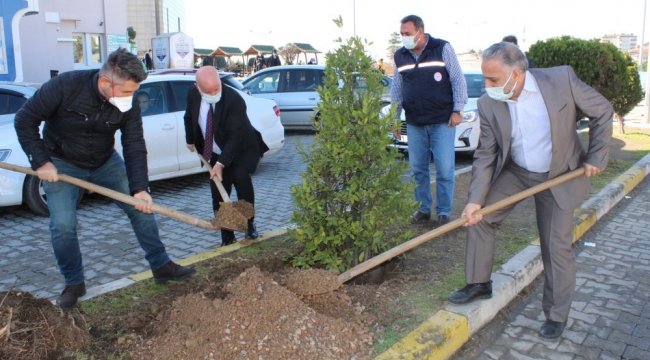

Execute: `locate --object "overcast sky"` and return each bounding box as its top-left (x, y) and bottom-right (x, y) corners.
top-left (186, 0), bottom-right (649, 61)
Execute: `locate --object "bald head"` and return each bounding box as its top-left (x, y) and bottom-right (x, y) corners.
top-left (195, 66), bottom-right (221, 95)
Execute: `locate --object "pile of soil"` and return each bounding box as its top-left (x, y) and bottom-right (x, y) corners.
top-left (127, 267), bottom-right (373, 359)
top-left (0, 291), bottom-right (89, 360)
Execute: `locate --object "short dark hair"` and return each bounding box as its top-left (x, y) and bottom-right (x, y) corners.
top-left (482, 42), bottom-right (529, 72)
top-left (400, 15), bottom-right (424, 30)
top-left (502, 35), bottom-right (518, 45)
top-left (99, 48), bottom-right (147, 83)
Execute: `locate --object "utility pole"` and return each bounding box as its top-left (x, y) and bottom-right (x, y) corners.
top-left (353, 0), bottom-right (356, 37)
top-left (640, 0), bottom-right (646, 70)
top-left (644, 0), bottom-right (650, 124)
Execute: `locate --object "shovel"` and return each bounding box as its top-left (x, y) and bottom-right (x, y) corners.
top-left (197, 154), bottom-right (254, 233)
top-left (292, 168), bottom-right (587, 295)
top-left (0, 162), bottom-right (219, 231)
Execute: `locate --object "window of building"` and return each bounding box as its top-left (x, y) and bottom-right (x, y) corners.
top-left (72, 33), bottom-right (104, 69)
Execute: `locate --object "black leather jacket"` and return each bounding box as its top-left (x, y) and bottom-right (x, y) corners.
top-left (14, 70), bottom-right (149, 194)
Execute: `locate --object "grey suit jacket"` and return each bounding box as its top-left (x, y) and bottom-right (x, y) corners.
top-left (468, 66), bottom-right (613, 210)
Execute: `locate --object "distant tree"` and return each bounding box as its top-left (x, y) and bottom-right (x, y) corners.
top-left (528, 36), bottom-right (636, 131)
top-left (611, 53), bottom-right (643, 134)
top-left (386, 32), bottom-right (401, 63)
top-left (127, 26), bottom-right (137, 43)
top-left (278, 43), bottom-right (300, 65)
top-left (643, 60), bottom-right (647, 72)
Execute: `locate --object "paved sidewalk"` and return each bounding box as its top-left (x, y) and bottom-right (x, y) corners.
top-left (473, 178), bottom-right (650, 360)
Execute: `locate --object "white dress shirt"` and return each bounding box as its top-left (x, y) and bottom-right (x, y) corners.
top-left (505, 71), bottom-right (552, 173)
top-left (198, 100), bottom-right (222, 155)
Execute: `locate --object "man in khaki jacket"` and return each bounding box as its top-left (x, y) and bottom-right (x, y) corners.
top-left (449, 42), bottom-right (613, 340)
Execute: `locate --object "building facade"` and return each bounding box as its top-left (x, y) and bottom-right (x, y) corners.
top-left (601, 33), bottom-right (638, 53)
top-left (2, 0), bottom-right (186, 84)
top-left (127, 0), bottom-right (186, 58)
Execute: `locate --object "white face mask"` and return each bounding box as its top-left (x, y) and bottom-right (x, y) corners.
top-left (200, 90), bottom-right (222, 104)
top-left (109, 96), bottom-right (133, 112)
top-left (402, 31), bottom-right (420, 50)
top-left (485, 71), bottom-right (517, 101)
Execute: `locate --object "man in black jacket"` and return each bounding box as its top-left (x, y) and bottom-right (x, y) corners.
top-left (183, 66), bottom-right (260, 246)
top-left (14, 48), bottom-right (195, 311)
top-left (266, 50), bottom-right (282, 67)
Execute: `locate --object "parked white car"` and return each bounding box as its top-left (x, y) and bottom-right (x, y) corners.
top-left (0, 74), bottom-right (284, 216)
top-left (385, 69), bottom-right (485, 153)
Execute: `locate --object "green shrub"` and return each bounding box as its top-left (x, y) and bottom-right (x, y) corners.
top-left (289, 17), bottom-right (416, 272)
top-left (528, 36), bottom-right (641, 124)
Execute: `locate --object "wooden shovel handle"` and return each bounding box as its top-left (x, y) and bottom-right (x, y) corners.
top-left (197, 154), bottom-right (231, 203)
top-left (0, 162), bottom-right (218, 231)
top-left (337, 167), bottom-right (587, 284)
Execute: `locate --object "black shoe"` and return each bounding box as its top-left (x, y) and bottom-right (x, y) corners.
top-left (438, 215), bottom-right (450, 225)
top-left (448, 281), bottom-right (493, 304)
top-left (57, 282), bottom-right (86, 311)
top-left (246, 220), bottom-right (258, 240)
top-left (539, 319), bottom-right (567, 339)
top-left (221, 230), bottom-right (236, 247)
top-left (152, 261), bottom-right (196, 284)
top-left (410, 210), bottom-right (431, 224)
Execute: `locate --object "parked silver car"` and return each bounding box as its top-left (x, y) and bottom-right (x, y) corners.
top-left (242, 65), bottom-right (392, 129)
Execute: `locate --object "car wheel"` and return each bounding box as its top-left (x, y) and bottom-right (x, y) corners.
top-left (23, 175), bottom-right (84, 216)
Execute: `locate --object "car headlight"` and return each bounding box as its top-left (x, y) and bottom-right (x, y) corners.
top-left (0, 149), bottom-right (11, 162)
top-left (462, 110), bottom-right (478, 122)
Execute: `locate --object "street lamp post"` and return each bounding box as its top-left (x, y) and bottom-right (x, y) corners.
top-left (250, 30), bottom-right (272, 45)
top-left (353, 0), bottom-right (356, 38)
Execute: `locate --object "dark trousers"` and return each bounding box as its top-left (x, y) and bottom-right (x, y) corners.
top-left (209, 154), bottom-right (255, 238)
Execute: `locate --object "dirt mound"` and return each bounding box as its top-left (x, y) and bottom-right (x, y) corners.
top-left (0, 291), bottom-right (89, 360)
top-left (128, 267), bottom-right (373, 359)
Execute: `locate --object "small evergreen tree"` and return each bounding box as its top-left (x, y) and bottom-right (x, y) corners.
top-left (611, 53), bottom-right (643, 134)
top-left (289, 17), bottom-right (416, 272)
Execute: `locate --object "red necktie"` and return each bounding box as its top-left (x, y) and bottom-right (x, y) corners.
top-left (203, 104), bottom-right (214, 160)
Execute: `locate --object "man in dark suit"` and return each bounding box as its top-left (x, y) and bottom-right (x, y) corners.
top-left (266, 50), bottom-right (281, 67)
top-left (145, 49), bottom-right (153, 71)
top-left (183, 66), bottom-right (260, 245)
top-left (448, 42), bottom-right (613, 339)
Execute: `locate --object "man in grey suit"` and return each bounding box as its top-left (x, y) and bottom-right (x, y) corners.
top-left (448, 42), bottom-right (613, 339)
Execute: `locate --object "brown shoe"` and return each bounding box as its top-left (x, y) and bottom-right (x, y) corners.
top-left (152, 261), bottom-right (196, 284)
top-left (437, 215), bottom-right (450, 225)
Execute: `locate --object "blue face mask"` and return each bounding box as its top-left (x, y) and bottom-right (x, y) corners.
top-left (485, 71), bottom-right (516, 101)
top-left (200, 90), bottom-right (221, 104)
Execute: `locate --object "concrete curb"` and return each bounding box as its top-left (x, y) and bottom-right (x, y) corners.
top-left (375, 152), bottom-right (650, 359)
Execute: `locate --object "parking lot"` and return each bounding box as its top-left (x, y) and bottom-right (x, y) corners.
top-left (0, 132), bottom-right (472, 299)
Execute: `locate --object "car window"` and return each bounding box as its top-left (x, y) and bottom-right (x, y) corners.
top-left (169, 80), bottom-right (195, 112)
top-left (136, 83), bottom-right (168, 116)
top-left (246, 71), bottom-right (280, 94)
top-left (285, 69), bottom-right (320, 92)
top-left (0, 93), bottom-right (27, 115)
top-left (465, 74), bottom-right (486, 98)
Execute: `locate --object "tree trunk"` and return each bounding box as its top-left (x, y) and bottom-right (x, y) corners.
top-left (616, 113), bottom-right (625, 134)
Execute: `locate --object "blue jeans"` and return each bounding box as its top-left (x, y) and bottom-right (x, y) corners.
top-left (407, 123), bottom-right (455, 216)
top-left (43, 151), bottom-right (170, 285)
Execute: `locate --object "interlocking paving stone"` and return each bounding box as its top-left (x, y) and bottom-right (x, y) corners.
top-left (476, 178), bottom-right (650, 359)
